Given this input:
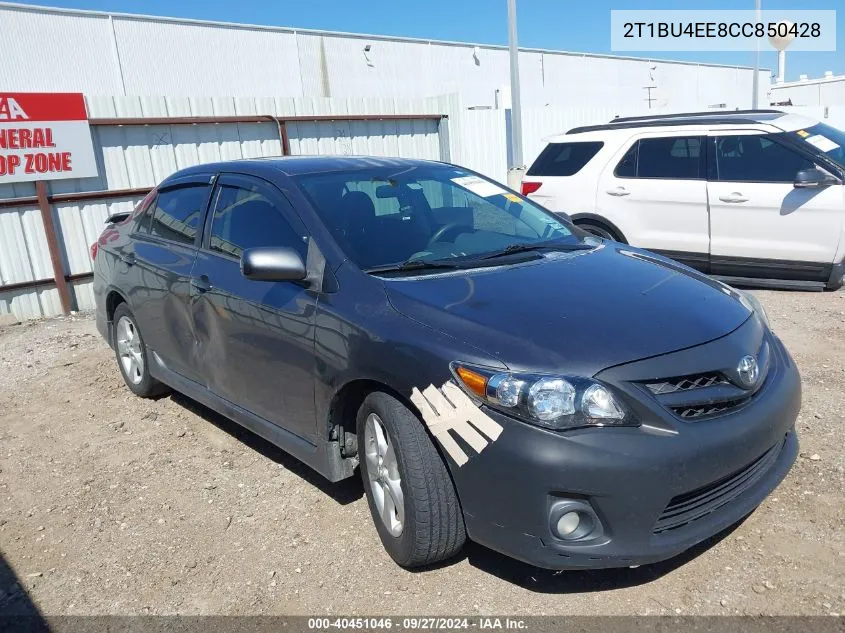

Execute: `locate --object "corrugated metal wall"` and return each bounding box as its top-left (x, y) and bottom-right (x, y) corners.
top-left (0, 94), bottom-right (448, 321)
top-left (0, 3), bottom-right (765, 112)
top-left (520, 106), bottom-right (635, 168)
top-left (771, 79), bottom-right (845, 108)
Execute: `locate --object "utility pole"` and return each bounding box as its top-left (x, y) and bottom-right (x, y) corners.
top-left (507, 0), bottom-right (524, 171)
top-left (752, 0), bottom-right (761, 109)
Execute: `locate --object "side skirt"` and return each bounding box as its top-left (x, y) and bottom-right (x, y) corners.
top-left (149, 355), bottom-right (356, 482)
top-left (713, 275), bottom-right (826, 292)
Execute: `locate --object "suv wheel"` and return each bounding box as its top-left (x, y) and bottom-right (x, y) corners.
top-left (112, 304), bottom-right (166, 398)
top-left (357, 392), bottom-right (466, 567)
top-left (576, 221), bottom-right (623, 242)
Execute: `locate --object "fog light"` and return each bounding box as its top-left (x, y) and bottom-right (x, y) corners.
top-left (556, 511), bottom-right (580, 537)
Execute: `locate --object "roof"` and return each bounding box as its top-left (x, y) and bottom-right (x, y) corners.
top-left (561, 110), bottom-right (821, 137)
top-left (170, 155), bottom-right (442, 181)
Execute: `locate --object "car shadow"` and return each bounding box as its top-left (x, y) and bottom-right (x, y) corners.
top-left (0, 551), bottom-right (49, 631)
top-left (168, 392), bottom-right (364, 506)
top-left (165, 392), bottom-right (745, 592)
top-left (454, 516), bottom-right (746, 593)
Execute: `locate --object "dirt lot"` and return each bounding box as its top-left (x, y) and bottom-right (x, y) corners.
top-left (0, 289), bottom-right (843, 617)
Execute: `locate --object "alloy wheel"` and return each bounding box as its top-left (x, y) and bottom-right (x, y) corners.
top-left (116, 315), bottom-right (144, 385)
top-left (364, 412), bottom-right (405, 537)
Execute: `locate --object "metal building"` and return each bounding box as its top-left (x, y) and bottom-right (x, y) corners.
top-left (771, 73), bottom-right (845, 107)
top-left (0, 2), bottom-right (768, 112)
top-left (0, 2), bottom-right (774, 321)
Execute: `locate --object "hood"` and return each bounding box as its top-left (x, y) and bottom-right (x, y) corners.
top-left (385, 244), bottom-right (752, 377)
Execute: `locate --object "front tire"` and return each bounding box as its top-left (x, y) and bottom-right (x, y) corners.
top-left (357, 392), bottom-right (466, 568)
top-left (112, 303), bottom-right (166, 398)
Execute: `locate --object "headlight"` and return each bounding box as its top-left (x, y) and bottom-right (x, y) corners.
top-left (451, 363), bottom-right (637, 431)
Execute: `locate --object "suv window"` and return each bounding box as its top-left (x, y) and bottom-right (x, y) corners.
top-left (715, 135), bottom-right (815, 183)
top-left (526, 142), bottom-right (604, 177)
top-left (149, 184), bottom-right (208, 245)
top-left (209, 182), bottom-right (305, 260)
top-left (614, 137), bottom-right (703, 179)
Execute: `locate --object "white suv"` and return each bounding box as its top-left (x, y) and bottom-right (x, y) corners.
top-left (522, 110), bottom-right (845, 290)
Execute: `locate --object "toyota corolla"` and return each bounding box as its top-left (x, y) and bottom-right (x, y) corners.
top-left (92, 156), bottom-right (800, 570)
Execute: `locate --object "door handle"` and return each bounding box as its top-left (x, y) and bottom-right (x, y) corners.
top-left (718, 192), bottom-right (749, 203)
top-left (606, 186), bottom-right (630, 197)
top-left (190, 276), bottom-right (212, 295)
top-left (119, 253), bottom-right (136, 266)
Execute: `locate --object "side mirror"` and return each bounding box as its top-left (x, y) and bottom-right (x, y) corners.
top-left (241, 247), bottom-right (307, 282)
top-left (794, 168), bottom-right (838, 189)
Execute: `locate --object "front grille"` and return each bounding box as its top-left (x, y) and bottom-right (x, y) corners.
top-left (653, 438), bottom-right (785, 534)
top-left (671, 399), bottom-right (746, 419)
top-left (645, 372), bottom-right (729, 395)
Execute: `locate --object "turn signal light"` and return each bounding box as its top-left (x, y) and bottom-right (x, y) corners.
top-left (455, 366), bottom-right (488, 397)
top-left (521, 181), bottom-right (542, 195)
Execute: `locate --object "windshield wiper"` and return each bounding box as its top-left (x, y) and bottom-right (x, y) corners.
top-left (476, 240), bottom-right (595, 260)
top-left (364, 259), bottom-right (464, 275)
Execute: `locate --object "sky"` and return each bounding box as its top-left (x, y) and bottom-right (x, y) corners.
top-left (11, 0), bottom-right (843, 81)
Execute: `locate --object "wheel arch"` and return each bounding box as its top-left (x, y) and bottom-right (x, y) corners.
top-left (105, 287), bottom-right (131, 345)
top-left (106, 287), bottom-right (129, 321)
top-left (324, 376), bottom-right (463, 494)
top-left (326, 378), bottom-right (418, 455)
top-left (570, 213), bottom-right (627, 243)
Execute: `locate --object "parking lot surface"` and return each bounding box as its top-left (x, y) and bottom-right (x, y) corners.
top-left (0, 289), bottom-right (843, 616)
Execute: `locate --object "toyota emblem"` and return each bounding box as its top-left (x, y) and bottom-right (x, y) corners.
top-left (737, 355), bottom-right (759, 388)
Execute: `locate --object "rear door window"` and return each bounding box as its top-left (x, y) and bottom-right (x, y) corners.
top-left (149, 184), bottom-right (210, 245)
top-left (527, 141), bottom-right (604, 176)
top-left (714, 135), bottom-right (815, 183)
top-left (614, 136), bottom-right (704, 180)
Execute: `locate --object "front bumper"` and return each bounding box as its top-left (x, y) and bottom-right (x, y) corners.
top-left (452, 325), bottom-right (800, 570)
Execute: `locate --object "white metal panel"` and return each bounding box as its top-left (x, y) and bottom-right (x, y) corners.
top-left (456, 109), bottom-right (508, 184)
top-left (520, 106), bottom-right (622, 168)
top-left (112, 17), bottom-right (304, 97)
top-left (0, 5), bottom-right (122, 93)
top-left (71, 279), bottom-right (96, 312)
top-left (56, 197), bottom-right (142, 276)
top-left (772, 78), bottom-right (845, 108)
top-left (287, 119), bottom-right (440, 160)
top-left (0, 206), bottom-right (52, 285)
top-left (0, 286), bottom-right (62, 321)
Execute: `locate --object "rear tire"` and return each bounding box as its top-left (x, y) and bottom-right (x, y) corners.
top-left (576, 220), bottom-right (623, 242)
top-left (357, 391), bottom-right (466, 568)
top-left (111, 303), bottom-right (167, 398)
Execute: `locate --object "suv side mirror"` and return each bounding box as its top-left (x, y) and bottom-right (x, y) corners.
top-left (241, 247), bottom-right (307, 282)
top-left (794, 168), bottom-right (838, 189)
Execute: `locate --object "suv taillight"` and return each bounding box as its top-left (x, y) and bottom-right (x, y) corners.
top-left (521, 181), bottom-right (542, 195)
top-left (90, 242), bottom-right (99, 260)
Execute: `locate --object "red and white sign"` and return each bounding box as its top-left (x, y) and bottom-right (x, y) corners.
top-left (0, 93), bottom-right (98, 184)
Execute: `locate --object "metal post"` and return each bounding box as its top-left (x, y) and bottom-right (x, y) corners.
top-left (507, 0), bottom-right (524, 169)
top-left (752, 0), bottom-right (761, 109)
top-left (35, 181), bottom-right (72, 314)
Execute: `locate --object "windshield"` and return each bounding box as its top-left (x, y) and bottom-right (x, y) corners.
top-left (786, 123), bottom-right (845, 168)
top-left (294, 164), bottom-right (579, 271)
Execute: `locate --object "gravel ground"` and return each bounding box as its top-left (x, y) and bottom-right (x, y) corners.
top-left (0, 290), bottom-right (843, 616)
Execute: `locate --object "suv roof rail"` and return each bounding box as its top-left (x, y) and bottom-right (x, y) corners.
top-left (609, 109), bottom-right (784, 124)
top-left (565, 110), bottom-right (788, 136)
